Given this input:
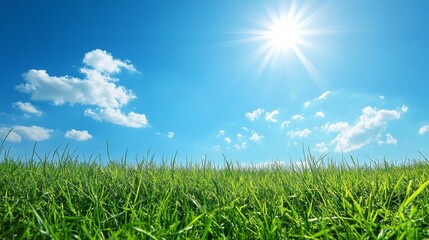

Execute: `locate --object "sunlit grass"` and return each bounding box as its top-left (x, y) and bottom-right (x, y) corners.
top-left (1, 138), bottom-right (429, 238)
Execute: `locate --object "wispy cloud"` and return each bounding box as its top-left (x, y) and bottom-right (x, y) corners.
top-left (292, 114), bottom-right (304, 121)
top-left (304, 91), bottom-right (331, 108)
top-left (16, 49), bottom-right (148, 128)
top-left (0, 126), bottom-right (52, 142)
top-left (280, 120), bottom-right (290, 129)
top-left (324, 105), bottom-right (407, 152)
top-left (246, 109), bottom-right (264, 121)
top-left (234, 141), bottom-right (247, 150)
top-left (418, 125), bottom-right (429, 135)
top-left (314, 142), bottom-right (329, 153)
top-left (316, 91), bottom-right (331, 101)
top-left (12, 101), bottom-right (41, 116)
top-left (288, 128), bottom-right (311, 138)
top-left (65, 129), bottom-right (92, 141)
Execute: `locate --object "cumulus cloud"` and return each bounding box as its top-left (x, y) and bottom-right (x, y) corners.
top-left (12, 101), bottom-right (42, 116)
top-left (217, 130), bottom-right (225, 136)
top-left (265, 110), bottom-right (279, 122)
top-left (418, 125), bottom-right (429, 135)
top-left (288, 128), bottom-right (311, 138)
top-left (250, 132), bottom-right (263, 142)
top-left (315, 111), bottom-right (325, 118)
top-left (246, 109), bottom-right (264, 121)
top-left (224, 137), bottom-right (232, 144)
top-left (65, 129), bottom-right (92, 141)
top-left (324, 106), bottom-right (406, 152)
top-left (15, 49), bottom-right (148, 128)
top-left (0, 126), bottom-right (52, 142)
top-left (17, 69), bottom-right (135, 108)
top-left (84, 107), bottom-right (148, 128)
top-left (83, 49), bottom-right (136, 74)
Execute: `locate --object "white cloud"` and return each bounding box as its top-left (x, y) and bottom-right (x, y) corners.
top-left (17, 69), bottom-right (135, 109)
top-left (167, 131), bottom-right (175, 138)
top-left (304, 101), bottom-right (311, 108)
top-left (15, 49), bottom-right (148, 128)
top-left (65, 129), bottom-right (92, 141)
top-left (265, 110), bottom-right (279, 122)
top-left (325, 106), bottom-right (406, 152)
top-left (1, 126), bottom-right (52, 142)
top-left (384, 133), bottom-right (397, 145)
top-left (224, 137), bottom-right (232, 144)
top-left (379, 96), bottom-right (385, 100)
top-left (304, 91), bottom-right (331, 108)
top-left (292, 114), bottom-right (304, 121)
top-left (83, 49), bottom-right (136, 74)
top-left (237, 133), bottom-right (243, 138)
top-left (12, 101), bottom-right (42, 116)
top-left (0, 128), bottom-right (22, 142)
top-left (234, 142), bottom-right (247, 150)
top-left (288, 128), bottom-right (311, 138)
top-left (250, 132), bottom-right (263, 142)
top-left (314, 142), bottom-right (329, 153)
top-left (316, 91), bottom-right (331, 101)
top-left (84, 107), bottom-right (148, 128)
top-left (315, 111), bottom-right (325, 118)
top-left (246, 109), bottom-right (264, 121)
top-left (242, 127), bottom-right (249, 131)
top-left (280, 120), bottom-right (290, 129)
top-left (418, 125), bottom-right (429, 135)
top-left (217, 130), bottom-right (225, 136)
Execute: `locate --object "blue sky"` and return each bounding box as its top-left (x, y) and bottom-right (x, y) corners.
top-left (1, 0), bottom-right (428, 165)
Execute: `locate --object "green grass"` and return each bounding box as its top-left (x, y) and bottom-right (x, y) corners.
top-left (1, 142), bottom-right (429, 239)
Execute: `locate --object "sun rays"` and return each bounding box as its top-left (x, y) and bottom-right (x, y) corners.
top-left (236, 0), bottom-right (327, 87)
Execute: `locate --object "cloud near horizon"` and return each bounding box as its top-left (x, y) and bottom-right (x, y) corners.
top-left (0, 126), bottom-right (53, 142)
top-left (324, 105), bottom-right (407, 153)
top-left (15, 49), bottom-right (148, 128)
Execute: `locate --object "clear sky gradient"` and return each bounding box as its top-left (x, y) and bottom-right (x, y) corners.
top-left (1, 0), bottom-right (428, 165)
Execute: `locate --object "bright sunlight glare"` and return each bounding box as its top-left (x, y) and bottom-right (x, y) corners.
top-left (236, 0), bottom-right (327, 87)
top-left (268, 18), bottom-right (301, 51)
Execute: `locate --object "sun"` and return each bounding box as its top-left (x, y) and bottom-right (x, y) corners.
top-left (267, 18), bottom-right (302, 52)
top-left (235, 1), bottom-right (327, 86)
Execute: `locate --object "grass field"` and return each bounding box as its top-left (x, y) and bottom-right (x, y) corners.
top-left (1, 140), bottom-right (429, 239)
